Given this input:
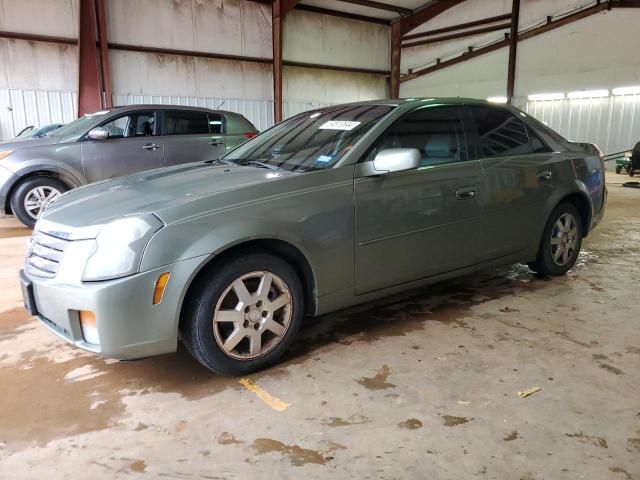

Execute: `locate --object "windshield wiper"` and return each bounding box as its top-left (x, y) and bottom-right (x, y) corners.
top-left (237, 160), bottom-right (281, 171)
top-left (205, 158), bottom-right (237, 165)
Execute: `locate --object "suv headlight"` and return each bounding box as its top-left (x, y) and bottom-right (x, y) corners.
top-left (82, 214), bottom-right (164, 281)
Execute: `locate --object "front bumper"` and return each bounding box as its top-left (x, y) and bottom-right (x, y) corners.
top-left (21, 248), bottom-right (209, 360)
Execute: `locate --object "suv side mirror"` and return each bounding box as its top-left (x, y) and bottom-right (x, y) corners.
top-left (372, 148), bottom-right (421, 174)
top-left (87, 127), bottom-right (109, 141)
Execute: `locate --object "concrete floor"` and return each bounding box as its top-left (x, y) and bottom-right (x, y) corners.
top-left (0, 177), bottom-right (639, 480)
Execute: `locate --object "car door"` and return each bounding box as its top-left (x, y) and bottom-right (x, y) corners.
top-left (162, 110), bottom-right (226, 166)
top-left (464, 105), bottom-right (557, 262)
top-left (81, 110), bottom-right (164, 183)
top-left (354, 105), bottom-right (484, 294)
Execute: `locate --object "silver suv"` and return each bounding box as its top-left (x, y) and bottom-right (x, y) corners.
top-left (0, 105), bottom-right (258, 226)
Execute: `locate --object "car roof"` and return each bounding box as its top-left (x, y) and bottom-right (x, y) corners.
top-left (313, 97), bottom-right (495, 109)
top-left (104, 104), bottom-right (242, 117)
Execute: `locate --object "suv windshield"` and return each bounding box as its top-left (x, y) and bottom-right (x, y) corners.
top-left (49, 110), bottom-right (113, 142)
top-left (224, 104), bottom-right (394, 172)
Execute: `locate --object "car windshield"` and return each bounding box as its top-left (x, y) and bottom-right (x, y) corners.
top-left (223, 104), bottom-right (394, 172)
top-left (48, 110), bottom-right (112, 142)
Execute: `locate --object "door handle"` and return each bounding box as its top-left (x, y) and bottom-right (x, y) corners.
top-left (209, 140), bottom-right (225, 146)
top-left (455, 187), bottom-right (476, 200)
top-left (142, 143), bottom-right (160, 151)
top-left (537, 170), bottom-right (552, 181)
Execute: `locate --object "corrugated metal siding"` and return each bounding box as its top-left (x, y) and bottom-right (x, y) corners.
top-left (0, 89), bottom-right (77, 141)
top-left (283, 100), bottom-right (335, 120)
top-left (113, 94), bottom-right (275, 132)
top-left (523, 94), bottom-right (640, 155)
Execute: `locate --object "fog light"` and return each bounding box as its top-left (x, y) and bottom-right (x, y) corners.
top-left (79, 310), bottom-right (99, 345)
top-left (153, 272), bottom-right (171, 305)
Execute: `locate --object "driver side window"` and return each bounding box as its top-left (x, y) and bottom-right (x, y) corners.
top-left (366, 106), bottom-right (467, 166)
top-left (101, 111), bottom-right (156, 139)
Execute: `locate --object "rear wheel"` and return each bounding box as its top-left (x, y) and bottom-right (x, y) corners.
top-left (180, 252), bottom-right (304, 376)
top-left (10, 176), bottom-right (68, 227)
top-left (529, 203), bottom-right (583, 276)
top-left (615, 165), bottom-right (622, 174)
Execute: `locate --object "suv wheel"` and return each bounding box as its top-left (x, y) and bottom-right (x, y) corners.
top-left (10, 177), bottom-right (68, 227)
top-left (180, 252), bottom-right (304, 375)
top-left (529, 202), bottom-right (583, 276)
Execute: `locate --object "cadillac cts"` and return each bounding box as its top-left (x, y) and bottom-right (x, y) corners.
top-left (20, 99), bottom-right (606, 375)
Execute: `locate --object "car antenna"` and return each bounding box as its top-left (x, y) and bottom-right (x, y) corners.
top-left (216, 100), bottom-right (226, 109)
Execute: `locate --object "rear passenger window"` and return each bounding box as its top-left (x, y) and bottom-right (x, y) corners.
top-left (165, 111), bottom-right (210, 135)
top-left (468, 106), bottom-right (532, 158)
top-left (526, 125), bottom-right (553, 153)
top-left (367, 106), bottom-right (467, 166)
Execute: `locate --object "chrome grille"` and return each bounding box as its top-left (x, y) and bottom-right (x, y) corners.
top-left (25, 231), bottom-right (69, 278)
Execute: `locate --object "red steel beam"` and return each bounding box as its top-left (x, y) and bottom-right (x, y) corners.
top-left (334, 0), bottom-right (413, 15)
top-left (402, 22), bottom-right (511, 48)
top-left (400, 0), bottom-right (467, 36)
top-left (506, 0), bottom-right (520, 104)
top-left (77, 0), bottom-right (102, 115)
top-left (95, 0), bottom-right (112, 108)
top-left (402, 13), bottom-right (512, 40)
top-left (390, 21), bottom-right (401, 98)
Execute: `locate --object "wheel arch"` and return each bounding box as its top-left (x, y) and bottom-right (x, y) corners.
top-left (556, 191), bottom-right (592, 237)
top-left (178, 238), bottom-right (319, 332)
top-left (4, 168), bottom-right (80, 214)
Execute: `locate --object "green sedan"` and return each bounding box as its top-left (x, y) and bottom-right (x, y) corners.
top-left (20, 98), bottom-right (607, 375)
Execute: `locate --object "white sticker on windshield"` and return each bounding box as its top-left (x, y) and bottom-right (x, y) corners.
top-left (319, 121), bottom-right (361, 131)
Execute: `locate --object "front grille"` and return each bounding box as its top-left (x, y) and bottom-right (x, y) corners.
top-left (25, 231), bottom-right (69, 278)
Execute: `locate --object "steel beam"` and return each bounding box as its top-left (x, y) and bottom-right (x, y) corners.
top-left (402, 13), bottom-right (512, 40)
top-left (77, 0), bottom-right (102, 115)
top-left (295, 4), bottom-right (390, 25)
top-left (95, 0), bottom-right (112, 108)
top-left (335, 0), bottom-right (413, 15)
top-left (402, 22), bottom-right (511, 48)
top-left (506, 0), bottom-right (520, 104)
top-left (390, 21), bottom-right (401, 98)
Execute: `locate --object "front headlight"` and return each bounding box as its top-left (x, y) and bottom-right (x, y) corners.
top-left (82, 214), bottom-right (164, 282)
top-left (0, 150), bottom-right (13, 161)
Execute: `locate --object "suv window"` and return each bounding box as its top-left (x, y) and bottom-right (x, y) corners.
top-left (526, 125), bottom-right (553, 153)
top-left (101, 111), bottom-right (156, 138)
top-left (366, 105), bottom-right (467, 166)
top-left (468, 106), bottom-right (531, 158)
top-left (165, 110), bottom-right (211, 135)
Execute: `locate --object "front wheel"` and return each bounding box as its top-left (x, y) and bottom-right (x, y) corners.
top-left (180, 252), bottom-right (304, 376)
top-left (529, 203), bottom-right (583, 276)
top-left (10, 176), bottom-right (68, 227)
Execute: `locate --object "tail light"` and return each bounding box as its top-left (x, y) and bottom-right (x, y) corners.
top-left (243, 132), bottom-right (257, 139)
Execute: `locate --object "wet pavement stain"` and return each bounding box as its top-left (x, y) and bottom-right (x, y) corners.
top-left (566, 432), bottom-right (608, 448)
top-left (0, 226), bottom-right (32, 239)
top-left (252, 438), bottom-right (327, 466)
top-left (625, 346), bottom-right (640, 355)
top-left (356, 365), bottom-right (395, 390)
top-left (398, 418), bottom-right (423, 430)
top-left (609, 467), bottom-right (633, 480)
top-left (320, 414), bottom-right (369, 427)
top-left (442, 415), bottom-right (473, 427)
top-left (218, 432), bottom-right (243, 445)
top-left (627, 437), bottom-right (640, 452)
top-left (0, 307), bottom-right (34, 340)
top-left (503, 431), bottom-right (519, 441)
top-left (129, 460), bottom-right (147, 473)
top-left (599, 363), bottom-right (624, 375)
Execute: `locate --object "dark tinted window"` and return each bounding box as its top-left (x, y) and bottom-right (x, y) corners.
top-left (469, 106), bottom-right (531, 158)
top-left (101, 111), bottom-right (156, 138)
top-left (367, 106), bottom-right (466, 166)
top-left (526, 125), bottom-right (552, 153)
top-left (165, 111), bottom-right (210, 135)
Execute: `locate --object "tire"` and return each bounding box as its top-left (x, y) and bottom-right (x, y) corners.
top-left (630, 169), bottom-right (636, 177)
top-left (615, 165), bottom-right (622, 174)
top-left (529, 202), bottom-right (583, 276)
top-left (180, 252), bottom-right (304, 376)
top-left (10, 176), bottom-right (68, 227)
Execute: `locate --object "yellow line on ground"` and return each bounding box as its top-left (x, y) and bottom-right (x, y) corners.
top-left (238, 378), bottom-right (290, 412)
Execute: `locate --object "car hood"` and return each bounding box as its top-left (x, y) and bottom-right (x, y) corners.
top-left (39, 162), bottom-right (297, 236)
top-left (0, 136), bottom-right (60, 150)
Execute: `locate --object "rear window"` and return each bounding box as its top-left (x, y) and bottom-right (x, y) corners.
top-left (165, 111), bottom-right (210, 135)
top-left (468, 106), bottom-right (532, 158)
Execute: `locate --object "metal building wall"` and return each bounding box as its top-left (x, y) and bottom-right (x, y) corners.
top-left (0, 89), bottom-right (77, 140)
top-left (521, 94), bottom-right (640, 155)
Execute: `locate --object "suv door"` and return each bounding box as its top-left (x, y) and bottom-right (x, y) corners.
top-left (163, 110), bottom-right (226, 166)
top-left (464, 105), bottom-right (557, 262)
top-left (81, 110), bottom-right (163, 183)
top-left (354, 105), bottom-right (484, 294)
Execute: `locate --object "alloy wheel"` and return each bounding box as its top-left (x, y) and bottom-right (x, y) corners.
top-left (550, 212), bottom-right (579, 266)
top-left (23, 186), bottom-right (61, 219)
top-left (212, 271), bottom-right (293, 360)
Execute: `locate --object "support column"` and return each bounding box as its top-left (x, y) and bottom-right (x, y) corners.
top-left (390, 21), bottom-right (401, 98)
top-left (95, 0), bottom-right (112, 108)
top-left (77, 0), bottom-right (102, 115)
top-left (272, 0), bottom-right (283, 123)
top-left (506, 0), bottom-right (520, 104)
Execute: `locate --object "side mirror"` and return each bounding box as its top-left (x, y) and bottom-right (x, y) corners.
top-left (87, 127), bottom-right (109, 141)
top-left (372, 148), bottom-right (421, 174)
